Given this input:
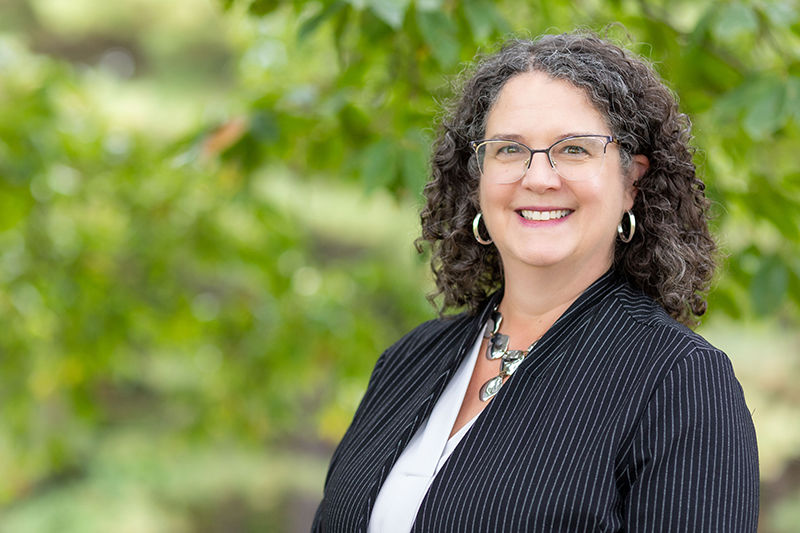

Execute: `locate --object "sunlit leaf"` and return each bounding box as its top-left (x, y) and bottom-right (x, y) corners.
top-left (760, 1), bottom-right (800, 28)
top-left (712, 3), bottom-right (759, 42)
top-left (367, 0), bottom-right (410, 29)
top-left (415, 0), bottom-right (443, 10)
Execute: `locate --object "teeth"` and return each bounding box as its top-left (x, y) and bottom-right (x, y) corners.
top-left (519, 209), bottom-right (571, 221)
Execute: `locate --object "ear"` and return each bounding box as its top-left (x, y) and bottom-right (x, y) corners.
top-left (623, 154), bottom-right (649, 209)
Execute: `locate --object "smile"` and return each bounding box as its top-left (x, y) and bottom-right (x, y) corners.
top-left (517, 209), bottom-right (572, 221)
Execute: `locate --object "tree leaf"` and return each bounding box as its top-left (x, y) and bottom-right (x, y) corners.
top-left (415, 0), bottom-right (443, 10)
top-left (786, 76), bottom-right (800, 122)
top-left (742, 78), bottom-right (788, 140)
top-left (298, 1), bottom-right (346, 41)
top-left (462, 0), bottom-right (496, 42)
top-left (416, 9), bottom-right (460, 68)
top-left (400, 130), bottom-right (429, 196)
top-left (744, 176), bottom-right (800, 241)
top-left (788, 257), bottom-right (800, 304)
top-left (332, 4), bottom-right (352, 61)
top-left (750, 254), bottom-right (789, 315)
top-left (712, 3), bottom-right (759, 42)
top-left (367, 0), bottom-right (410, 29)
top-left (761, 1), bottom-right (800, 28)
top-left (360, 139), bottom-right (398, 191)
top-left (688, 5), bottom-right (716, 46)
top-left (248, 0), bottom-right (282, 16)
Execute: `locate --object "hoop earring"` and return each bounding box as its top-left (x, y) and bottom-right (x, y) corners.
top-left (473, 212), bottom-right (492, 245)
top-left (617, 210), bottom-right (636, 243)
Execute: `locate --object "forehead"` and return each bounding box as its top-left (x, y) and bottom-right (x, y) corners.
top-left (485, 71), bottom-right (609, 139)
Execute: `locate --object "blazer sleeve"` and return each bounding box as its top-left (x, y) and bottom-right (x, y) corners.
top-left (621, 347), bottom-right (759, 532)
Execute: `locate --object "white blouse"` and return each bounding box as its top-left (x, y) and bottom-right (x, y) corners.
top-left (367, 326), bottom-right (486, 533)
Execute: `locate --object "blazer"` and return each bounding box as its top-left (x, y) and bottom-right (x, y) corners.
top-left (313, 271), bottom-right (759, 532)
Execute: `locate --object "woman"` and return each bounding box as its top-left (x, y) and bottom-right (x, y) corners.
top-left (313, 32), bottom-right (759, 532)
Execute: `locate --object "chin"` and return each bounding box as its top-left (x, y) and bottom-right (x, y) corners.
top-left (513, 250), bottom-right (572, 269)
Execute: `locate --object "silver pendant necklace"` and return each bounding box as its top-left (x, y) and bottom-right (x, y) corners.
top-left (479, 307), bottom-right (537, 401)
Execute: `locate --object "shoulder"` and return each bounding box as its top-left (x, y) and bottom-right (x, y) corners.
top-left (609, 279), bottom-right (722, 358)
top-left (601, 281), bottom-right (755, 433)
top-left (596, 279), bottom-right (746, 399)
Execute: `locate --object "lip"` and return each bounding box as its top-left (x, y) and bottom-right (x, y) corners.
top-left (514, 206), bottom-right (574, 226)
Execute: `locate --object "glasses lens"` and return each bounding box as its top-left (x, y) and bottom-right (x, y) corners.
top-left (476, 141), bottom-right (530, 184)
top-left (549, 136), bottom-right (608, 181)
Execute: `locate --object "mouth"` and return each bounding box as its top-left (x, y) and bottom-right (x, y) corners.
top-left (517, 209), bottom-right (573, 221)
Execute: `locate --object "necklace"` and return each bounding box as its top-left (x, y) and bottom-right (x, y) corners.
top-left (479, 307), bottom-right (538, 401)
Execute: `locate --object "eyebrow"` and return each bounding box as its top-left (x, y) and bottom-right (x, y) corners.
top-left (486, 132), bottom-right (602, 143)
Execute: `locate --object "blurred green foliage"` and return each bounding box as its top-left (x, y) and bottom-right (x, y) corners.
top-left (223, 0), bottom-right (800, 319)
top-left (0, 0), bottom-right (799, 531)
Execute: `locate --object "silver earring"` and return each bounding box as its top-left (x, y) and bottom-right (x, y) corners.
top-left (473, 212), bottom-right (492, 245)
top-left (617, 210), bottom-right (636, 243)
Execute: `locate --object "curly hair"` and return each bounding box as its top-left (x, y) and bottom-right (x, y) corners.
top-left (417, 32), bottom-right (716, 327)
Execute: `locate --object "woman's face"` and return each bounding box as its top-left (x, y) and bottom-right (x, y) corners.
top-left (478, 71), bottom-right (647, 279)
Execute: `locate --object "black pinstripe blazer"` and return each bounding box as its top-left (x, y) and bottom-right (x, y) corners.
top-left (313, 272), bottom-right (759, 532)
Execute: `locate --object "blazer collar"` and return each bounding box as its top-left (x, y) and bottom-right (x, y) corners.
top-left (475, 268), bottom-right (622, 353)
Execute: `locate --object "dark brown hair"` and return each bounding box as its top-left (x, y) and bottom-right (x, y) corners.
top-left (417, 32), bottom-right (716, 326)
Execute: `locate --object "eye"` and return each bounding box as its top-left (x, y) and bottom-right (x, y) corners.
top-left (561, 144), bottom-right (588, 155)
top-left (487, 142), bottom-right (529, 162)
top-left (496, 142), bottom-right (522, 155)
top-left (553, 138), bottom-right (599, 160)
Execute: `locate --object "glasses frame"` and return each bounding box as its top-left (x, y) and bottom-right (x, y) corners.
top-left (469, 135), bottom-right (619, 183)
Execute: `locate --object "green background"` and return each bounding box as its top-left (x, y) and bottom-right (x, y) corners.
top-left (0, 0), bottom-right (799, 531)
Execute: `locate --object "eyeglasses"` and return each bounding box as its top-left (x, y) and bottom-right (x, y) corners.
top-left (469, 135), bottom-right (618, 183)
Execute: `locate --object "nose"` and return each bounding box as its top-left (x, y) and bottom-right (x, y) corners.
top-left (520, 151), bottom-right (561, 191)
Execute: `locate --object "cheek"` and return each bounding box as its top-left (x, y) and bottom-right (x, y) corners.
top-left (478, 180), bottom-right (503, 211)
top-left (584, 174), bottom-right (630, 213)
top-left (569, 180), bottom-right (605, 207)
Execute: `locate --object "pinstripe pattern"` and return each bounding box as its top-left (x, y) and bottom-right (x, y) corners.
top-left (312, 272), bottom-right (759, 532)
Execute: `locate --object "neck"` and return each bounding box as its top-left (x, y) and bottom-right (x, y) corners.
top-left (496, 260), bottom-right (611, 347)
